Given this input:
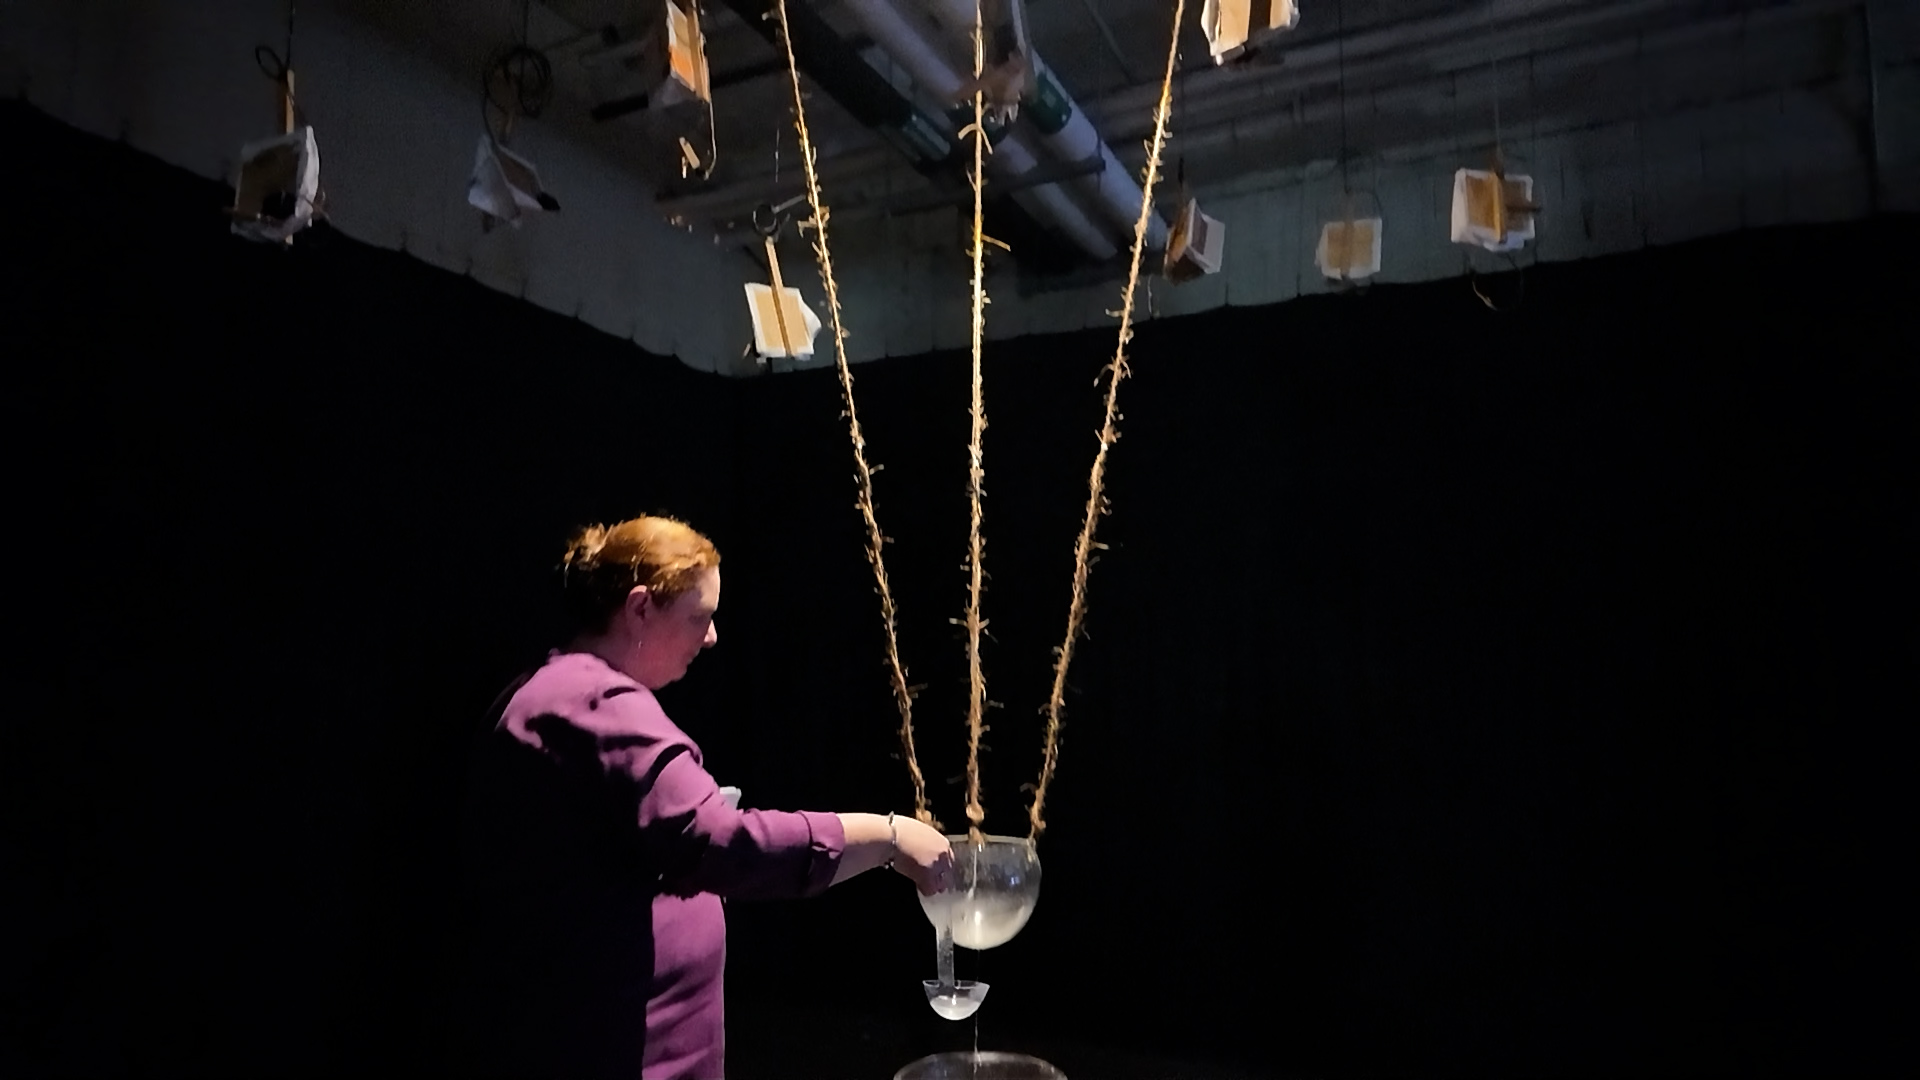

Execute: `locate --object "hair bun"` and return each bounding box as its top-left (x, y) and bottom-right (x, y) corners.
top-left (563, 523), bottom-right (609, 568)
top-left (555, 515), bottom-right (719, 634)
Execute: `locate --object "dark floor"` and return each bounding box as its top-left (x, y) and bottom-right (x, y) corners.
top-left (727, 998), bottom-right (1299, 1079)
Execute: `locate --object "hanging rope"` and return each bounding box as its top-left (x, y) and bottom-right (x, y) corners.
top-left (254, 1), bottom-right (299, 134)
top-left (479, 0), bottom-right (551, 145)
top-left (768, 0), bottom-right (1185, 844)
top-left (691, 2), bottom-right (719, 179)
top-left (769, 0), bottom-right (934, 827)
top-left (1337, 0), bottom-right (1350, 198)
top-left (1028, 0), bottom-right (1187, 842)
top-left (959, 0), bottom-right (993, 844)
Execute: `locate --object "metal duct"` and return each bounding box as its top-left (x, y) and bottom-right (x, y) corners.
top-left (714, 0), bottom-right (1089, 267)
top-left (840, 0), bottom-right (1116, 259)
top-left (921, 0), bottom-right (1169, 249)
top-left (715, 0), bottom-right (957, 173)
top-left (1090, 0), bottom-right (1636, 124)
top-left (1087, 0), bottom-right (1689, 141)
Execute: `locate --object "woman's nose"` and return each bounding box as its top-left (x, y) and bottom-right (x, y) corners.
top-left (705, 621), bottom-right (719, 648)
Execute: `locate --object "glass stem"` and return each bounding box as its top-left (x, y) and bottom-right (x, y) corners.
top-left (935, 919), bottom-right (956, 993)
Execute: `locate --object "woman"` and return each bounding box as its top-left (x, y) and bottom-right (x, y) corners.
top-left (458, 515), bottom-right (953, 1080)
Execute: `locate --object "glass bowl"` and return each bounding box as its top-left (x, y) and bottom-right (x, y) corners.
top-left (917, 833), bottom-right (1042, 950)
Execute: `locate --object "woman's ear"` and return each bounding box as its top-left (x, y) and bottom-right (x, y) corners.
top-left (625, 585), bottom-right (654, 624)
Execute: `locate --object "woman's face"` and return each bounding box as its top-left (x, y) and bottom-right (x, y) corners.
top-left (631, 566), bottom-right (721, 689)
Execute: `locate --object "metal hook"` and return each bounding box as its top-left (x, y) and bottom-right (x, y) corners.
top-left (752, 193), bottom-right (808, 239)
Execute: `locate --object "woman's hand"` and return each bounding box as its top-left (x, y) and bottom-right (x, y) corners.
top-left (890, 817), bottom-right (956, 896)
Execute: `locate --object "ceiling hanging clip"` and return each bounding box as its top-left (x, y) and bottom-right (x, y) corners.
top-left (1452, 146), bottom-right (1540, 252)
top-left (1202, 0), bottom-right (1301, 66)
top-left (743, 197), bottom-right (822, 365)
top-left (950, 0), bottom-right (1039, 126)
top-left (1316, 0), bottom-right (1382, 285)
top-left (1164, 159), bottom-right (1225, 283)
top-left (228, 2), bottom-right (324, 245)
top-left (1451, 54), bottom-right (1540, 253)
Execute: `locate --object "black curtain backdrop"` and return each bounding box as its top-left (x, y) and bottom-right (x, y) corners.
top-left (5, 100), bottom-right (1913, 1079)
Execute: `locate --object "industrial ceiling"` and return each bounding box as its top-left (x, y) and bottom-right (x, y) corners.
top-left (6, 1), bottom-right (1915, 373)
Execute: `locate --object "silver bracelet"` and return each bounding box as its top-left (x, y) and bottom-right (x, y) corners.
top-left (886, 811), bottom-right (898, 870)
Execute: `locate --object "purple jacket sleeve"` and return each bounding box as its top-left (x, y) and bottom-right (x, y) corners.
top-left (505, 661), bottom-right (844, 901)
top-left (641, 748), bottom-right (845, 901)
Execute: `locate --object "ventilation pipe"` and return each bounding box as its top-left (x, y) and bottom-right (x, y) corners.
top-left (715, 0), bottom-right (1095, 266)
top-left (841, 0), bottom-right (1116, 259)
top-left (715, 0), bottom-right (957, 174)
top-left (920, 0), bottom-right (1169, 248)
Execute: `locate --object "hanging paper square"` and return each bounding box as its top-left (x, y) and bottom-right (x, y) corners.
top-left (1202, 0), bottom-right (1301, 66)
top-left (1450, 168), bottom-right (1536, 252)
top-left (230, 126), bottom-right (322, 243)
top-left (1317, 217), bottom-right (1383, 280)
top-left (744, 283), bottom-right (823, 361)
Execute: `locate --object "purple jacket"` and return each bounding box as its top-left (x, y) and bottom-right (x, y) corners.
top-left (460, 651), bottom-right (845, 1079)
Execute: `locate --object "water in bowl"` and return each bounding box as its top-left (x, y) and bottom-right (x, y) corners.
top-left (918, 834), bottom-right (1042, 951)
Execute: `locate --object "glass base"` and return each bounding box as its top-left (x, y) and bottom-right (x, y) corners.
top-left (923, 978), bottom-right (988, 1020)
top-left (893, 1051), bottom-right (1066, 1080)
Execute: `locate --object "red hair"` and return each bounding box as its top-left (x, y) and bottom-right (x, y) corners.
top-left (559, 515), bottom-right (720, 632)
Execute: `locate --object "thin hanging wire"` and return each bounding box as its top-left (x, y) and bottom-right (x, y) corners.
top-left (1492, 53), bottom-right (1503, 168)
top-left (483, 0), bottom-right (553, 144)
top-left (769, 0), bottom-right (934, 828)
top-left (253, 2), bottom-right (299, 130)
top-left (252, 1), bottom-right (296, 78)
top-left (1337, 0), bottom-right (1350, 198)
top-left (1472, 41), bottom-right (1533, 312)
top-left (1029, 0), bottom-right (1189, 843)
top-left (1328, 0), bottom-right (1373, 286)
top-left (695, 3), bottom-right (718, 178)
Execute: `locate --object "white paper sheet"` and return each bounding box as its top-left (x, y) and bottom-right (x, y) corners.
top-left (468, 135), bottom-right (559, 227)
top-left (743, 282), bottom-right (823, 360)
top-left (230, 126), bottom-right (321, 243)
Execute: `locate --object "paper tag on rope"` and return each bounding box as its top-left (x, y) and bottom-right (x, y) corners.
top-left (744, 283), bottom-right (822, 360)
top-left (229, 126), bottom-right (322, 243)
top-left (468, 136), bottom-right (560, 228)
top-left (1317, 217), bottom-right (1383, 280)
top-left (1164, 199), bottom-right (1225, 282)
top-left (1202, 0), bottom-right (1300, 65)
top-left (661, 0), bottom-right (711, 107)
top-left (1450, 168), bottom-right (1536, 252)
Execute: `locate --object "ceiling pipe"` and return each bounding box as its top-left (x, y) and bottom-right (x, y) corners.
top-left (667, 0), bottom-right (1841, 227)
top-left (702, 153), bottom-right (1109, 248)
top-left (659, 146), bottom-right (901, 220)
top-left (839, 0), bottom-right (1117, 259)
top-left (920, 0), bottom-right (1169, 248)
top-left (668, 0), bottom-right (1646, 222)
top-left (1100, 0), bottom-right (1859, 159)
top-left (1098, 0), bottom-right (1681, 143)
top-left (707, 33), bottom-right (874, 90)
top-left (711, 0), bottom-right (1087, 267)
top-left (1087, 0), bottom-right (1788, 134)
top-left (1093, 0), bottom-right (1632, 121)
top-left (713, 0), bottom-right (958, 173)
